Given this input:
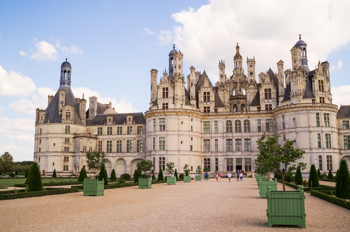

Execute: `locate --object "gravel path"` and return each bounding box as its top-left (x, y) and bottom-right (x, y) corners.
top-left (1, 178), bottom-right (349, 232)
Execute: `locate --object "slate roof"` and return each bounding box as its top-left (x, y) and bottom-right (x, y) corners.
top-left (195, 71), bottom-right (225, 108)
top-left (337, 106), bottom-right (350, 118)
top-left (185, 88), bottom-right (191, 105)
top-left (214, 87), bottom-right (225, 107)
top-left (303, 70), bottom-right (315, 98)
top-left (86, 112), bottom-right (146, 126)
top-left (250, 89), bottom-right (260, 106)
top-left (282, 82), bottom-right (291, 102)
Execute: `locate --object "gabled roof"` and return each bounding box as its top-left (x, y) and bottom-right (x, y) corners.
top-left (213, 87), bottom-right (225, 107)
top-left (86, 112), bottom-right (146, 126)
top-left (282, 82), bottom-right (291, 102)
top-left (303, 70), bottom-right (315, 98)
top-left (250, 90), bottom-right (260, 106)
top-left (338, 106), bottom-right (350, 118)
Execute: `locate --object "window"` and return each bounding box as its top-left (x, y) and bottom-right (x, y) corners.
top-left (215, 158), bottom-right (218, 172)
top-left (137, 126), bottom-right (143, 134)
top-left (127, 126), bottom-right (133, 135)
top-left (89, 147), bottom-right (92, 152)
top-left (266, 119), bottom-right (273, 132)
top-left (64, 156), bottom-right (69, 162)
top-left (257, 107), bottom-right (261, 112)
top-left (264, 88), bottom-right (271, 99)
top-left (343, 121), bottom-right (349, 129)
top-left (235, 120), bottom-right (241, 133)
top-left (204, 158), bottom-right (210, 171)
top-left (317, 133), bottom-right (321, 148)
top-left (245, 158), bottom-right (251, 171)
top-left (203, 121), bottom-right (210, 133)
top-left (191, 126), bottom-right (193, 132)
top-left (227, 158), bottom-right (233, 171)
top-left (65, 126), bottom-right (70, 134)
top-left (320, 97), bottom-right (325, 103)
top-left (326, 155), bottom-right (332, 170)
top-left (159, 137), bottom-right (165, 151)
top-left (107, 127), bottom-right (112, 135)
top-left (235, 139), bottom-right (242, 151)
top-left (215, 139), bottom-right (218, 152)
top-left (63, 165), bottom-right (68, 171)
top-left (83, 146), bottom-right (86, 152)
top-left (215, 121), bottom-right (218, 133)
top-left (153, 157), bottom-right (155, 169)
top-left (64, 147), bottom-right (69, 152)
top-left (117, 140), bottom-right (122, 153)
top-left (319, 80), bottom-right (324, 92)
top-left (204, 139), bottom-right (210, 152)
top-left (117, 127), bottom-right (122, 135)
top-left (159, 118), bottom-right (165, 131)
top-left (39, 139), bottom-right (41, 144)
top-left (244, 120), bottom-right (250, 132)
top-left (226, 120), bottom-right (232, 133)
top-left (214, 108), bottom-right (218, 113)
top-left (324, 113), bottom-right (330, 127)
top-left (203, 92), bottom-right (210, 102)
top-left (265, 104), bottom-right (272, 111)
top-left (152, 137), bottom-right (155, 151)
top-left (316, 113), bottom-right (320, 127)
top-left (52, 162), bottom-right (55, 166)
top-left (98, 127), bottom-right (103, 135)
top-left (159, 157), bottom-right (165, 171)
top-left (107, 141), bottom-right (112, 153)
top-left (325, 134), bottom-right (331, 148)
top-left (236, 158), bottom-right (242, 167)
top-left (65, 138), bottom-right (69, 143)
top-left (257, 119), bottom-right (261, 132)
top-left (204, 106), bottom-right (210, 113)
top-left (153, 119), bottom-right (156, 131)
top-left (319, 155), bottom-right (323, 170)
top-left (226, 139), bottom-right (233, 152)
top-left (98, 141), bottom-right (102, 152)
top-left (344, 136), bottom-right (350, 149)
top-left (66, 112), bottom-right (71, 120)
top-left (127, 140), bottom-right (132, 152)
top-left (190, 145), bottom-right (193, 151)
top-left (163, 87), bottom-right (168, 98)
top-left (162, 103), bottom-right (168, 109)
top-left (137, 140), bottom-right (143, 152)
top-left (283, 122), bottom-right (285, 129)
top-left (244, 139), bottom-right (251, 151)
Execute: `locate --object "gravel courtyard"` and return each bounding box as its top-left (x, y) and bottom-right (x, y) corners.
top-left (1, 178), bottom-right (350, 232)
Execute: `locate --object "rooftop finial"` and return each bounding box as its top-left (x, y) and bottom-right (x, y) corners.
top-left (299, 34), bottom-right (301, 40)
top-left (66, 58), bottom-right (67, 62)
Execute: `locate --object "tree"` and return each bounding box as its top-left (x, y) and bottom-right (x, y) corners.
top-left (196, 166), bottom-right (201, 174)
top-left (308, 164), bottom-right (319, 187)
top-left (133, 169), bottom-right (139, 183)
top-left (25, 169), bottom-right (28, 178)
top-left (26, 163), bottom-right (43, 191)
top-left (327, 169), bottom-right (334, 179)
top-left (166, 162), bottom-right (174, 175)
top-left (174, 169), bottom-right (178, 179)
top-left (318, 169), bottom-right (321, 178)
top-left (255, 133), bottom-right (306, 192)
top-left (52, 169), bottom-right (57, 178)
top-left (158, 169), bottom-right (164, 181)
top-left (295, 166), bottom-right (303, 185)
top-left (151, 170), bottom-right (156, 180)
top-left (336, 160), bottom-right (350, 199)
top-left (110, 169), bottom-right (117, 181)
top-left (78, 168), bottom-right (86, 182)
top-left (0, 152), bottom-right (14, 173)
top-left (136, 160), bottom-right (153, 178)
top-left (86, 151), bottom-right (107, 177)
top-left (98, 164), bottom-right (108, 185)
top-left (203, 167), bottom-right (210, 172)
top-left (183, 164), bottom-right (190, 176)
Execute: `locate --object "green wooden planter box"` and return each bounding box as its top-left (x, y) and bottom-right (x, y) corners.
top-left (138, 178), bottom-right (152, 189)
top-left (167, 176), bottom-right (176, 185)
top-left (183, 176), bottom-right (191, 183)
top-left (257, 177), bottom-right (269, 185)
top-left (195, 175), bottom-right (202, 181)
top-left (213, 174), bottom-right (216, 178)
top-left (259, 179), bottom-right (277, 198)
top-left (266, 186), bottom-right (306, 228)
top-left (83, 178), bottom-right (104, 196)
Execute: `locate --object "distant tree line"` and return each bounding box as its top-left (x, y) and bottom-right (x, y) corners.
top-left (0, 152), bottom-right (34, 175)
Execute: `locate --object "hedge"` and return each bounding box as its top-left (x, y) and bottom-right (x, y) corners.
top-left (71, 179), bottom-right (167, 190)
top-left (311, 190), bottom-right (350, 210)
top-left (277, 180), bottom-right (334, 191)
top-left (14, 181), bottom-right (81, 187)
top-left (0, 188), bottom-right (79, 201)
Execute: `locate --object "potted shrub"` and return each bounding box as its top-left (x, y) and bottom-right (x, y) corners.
top-left (195, 166), bottom-right (202, 181)
top-left (256, 133), bottom-right (306, 228)
top-left (166, 162), bottom-right (176, 185)
top-left (183, 164), bottom-right (191, 183)
top-left (137, 160), bottom-right (153, 189)
top-left (84, 151), bottom-right (107, 196)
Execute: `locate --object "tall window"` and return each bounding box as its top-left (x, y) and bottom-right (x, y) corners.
top-left (244, 120), bottom-right (250, 132)
top-left (265, 104), bottom-right (272, 111)
top-left (316, 113), bottom-right (320, 127)
top-left (190, 145), bottom-right (193, 151)
top-left (107, 127), bottom-right (112, 135)
top-left (319, 80), bottom-right (324, 92)
top-left (83, 146), bottom-right (86, 152)
top-left (204, 139), bottom-right (210, 152)
top-left (137, 126), bottom-right (143, 134)
top-left (117, 127), bottom-right (122, 135)
top-left (215, 158), bottom-right (218, 172)
top-left (64, 147), bottom-right (69, 152)
top-left (204, 158), bottom-right (210, 171)
top-left (153, 119), bottom-right (156, 131)
top-left (320, 97), bottom-right (325, 103)
top-left (137, 140), bottom-right (143, 152)
top-left (127, 126), bottom-right (133, 135)
top-left (153, 157), bottom-right (155, 169)
top-left (227, 158), bottom-right (233, 171)
top-left (258, 119), bottom-right (261, 132)
top-left (266, 119), bottom-right (273, 132)
top-left (204, 107), bottom-right (210, 113)
top-left (152, 137), bottom-right (155, 151)
top-left (215, 139), bottom-right (218, 152)
top-left (127, 140), bottom-right (132, 153)
top-left (64, 138), bottom-right (69, 143)
top-left (344, 135), bottom-right (350, 149)
top-left (264, 88), bottom-right (271, 99)
top-left (98, 127), bottom-right (103, 135)
top-left (159, 137), bottom-right (165, 150)
top-left (203, 121), bottom-right (210, 133)
top-left (236, 158), bottom-right (242, 168)
top-left (66, 112), bottom-right (71, 120)
top-left (235, 139), bottom-right (242, 151)
top-left (343, 121), bottom-right (349, 129)
top-left (245, 158), bottom-right (251, 171)
top-left (162, 103), bottom-right (168, 109)
top-left (159, 118), bottom-right (165, 131)
top-left (98, 141), bottom-right (102, 152)
top-left (107, 140), bottom-right (112, 153)
top-left (319, 155), bottom-right (323, 170)
top-left (65, 126), bottom-right (70, 134)
top-left (323, 113), bottom-right (330, 127)
top-left (244, 139), bottom-right (251, 151)
top-left (203, 92), bottom-right (210, 102)
top-left (159, 157), bottom-right (165, 171)
top-left (63, 165), bottom-right (68, 171)
top-left (40, 129), bottom-right (42, 135)
top-left (163, 87), bottom-right (168, 98)
top-left (326, 155), bottom-right (332, 170)
top-left (226, 120), bottom-right (232, 133)
top-left (117, 140), bottom-right (122, 153)
top-left (317, 133), bottom-right (321, 148)
top-left (235, 120), bottom-right (241, 133)
top-left (215, 121), bottom-right (218, 133)
top-left (325, 134), bottom-right (331, 148)
top-left (226, 139), bottom-right (233, 152)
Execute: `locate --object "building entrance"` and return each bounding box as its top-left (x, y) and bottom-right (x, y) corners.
top-left (236, 165), bottom-right (242, 171)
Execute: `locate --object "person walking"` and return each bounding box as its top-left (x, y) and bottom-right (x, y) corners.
top-left (216, 172), bottom-right (218, 182)
top-left (218, 172), bottom-right (221, 182)
top-left (227, 172), bottom-right (232, 182)
top-left (239, 171), bottom-right (243, 181)
top-left (236, 170), bottom-right (239, 181)
top-left (204, 171), bottom-right (208, 181)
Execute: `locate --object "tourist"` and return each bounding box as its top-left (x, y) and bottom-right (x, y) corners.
top-left (218, 172), bottom-right (221, 182)
top-left (236, 170), bottom-right (239, 181)
top-left (240, 171), bottom-right (243, 181)
top-left (216, 173), bottom-right (218, 181)
top-left (227, 172), bottom-right (232, 182)
top-left (204, 171), bottom-right (208, 181)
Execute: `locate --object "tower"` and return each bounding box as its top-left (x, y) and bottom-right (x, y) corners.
top-left (219, 60), bottom-right (225, 83)
top-left (247, 57), bottom-right (255, 83)
top-left (168, 44), bottom-right (183, 78)
top-left (233, 43), bottom-right (243, 74)
top-left (291, 35), bottom-right (309, 72)
top-left (150, 69), bottom-right (158, 104)
top-left (277, 60), bottom-right (285, 97)
top-left (60, 58), bottom-right (71, 86)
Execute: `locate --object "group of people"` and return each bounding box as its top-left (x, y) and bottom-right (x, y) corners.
top-left (203, 170), bottom-right (245, 182)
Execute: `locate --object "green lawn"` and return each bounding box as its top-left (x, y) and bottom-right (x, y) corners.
top-left (0, 177), bottom-right (79, 187)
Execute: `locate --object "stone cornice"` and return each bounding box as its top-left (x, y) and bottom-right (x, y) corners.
top-left (273, 103), bottom-right (338, 115)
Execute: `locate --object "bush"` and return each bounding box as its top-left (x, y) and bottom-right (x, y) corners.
top-left (52, 169), bottom-right (57, 178)
top-left (78, 168), bottom-right (86, 182)
top-left (133, 169), bottom-right (140, 183)
top-left (158, 169), bottom-right (164, 181)
top-left (121, 173), bottom-right (131, 180)
top-left (318, 169), bottom-right (321, 178)
top-left (119, 178), bottom-right (125, 184)
top-left (295, 166), bottom-right (303, 185)
top-left (24, 169), bottom-right (28, 178)
top-left (26, 163), bottom-right (43, 192)
top-left (321, 174), bottom-right (328, 180)
top-left (110, 169), bottom-right (116, 181)
top-left (151, 170), bottom-right (155, 180)
top-left (98, 164), bottom-right (108, 185)
top-left (311, 190), bottom-right (350, 210)
top-left (179, 174), bottom-right (184, 180)
top-left (302, 180), bottom-right (308, 187)
top-left (8, 173), bottom-right (15, 178)
top-left (336, 160), bottom-right (350, 199)
top-left (328, 170), bottom-right (334, 180)
top-left (308, 164), bottom-right (319, 187)
top-left (174, 169), bottom-right (178, 179)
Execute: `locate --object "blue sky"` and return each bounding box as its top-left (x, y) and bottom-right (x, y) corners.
top-left (1, 0), bottom-right (350, 161)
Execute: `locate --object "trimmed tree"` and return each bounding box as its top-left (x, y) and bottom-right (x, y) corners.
top-left (295, 166), bottom-right (303, 185)
top-left (24, 169), bottom-right (28, 178)
top-left (52, 169), bottom-right (57, 178)
top-left (317, 169), bottom-right (321, 178)
top-left (158, 168), bottom-right (164, 181)
top-left (336, 160), bottom-right (350, 199)
top-left (98, 164), bottom-right (108, 185)
top-left (26, 163), bottom-right (43, 192)
top-left (86, 151), bottom-right (107, 178)
top-left (110, 169), bottom-right (117, 181)
top-left (174, 169), bottom-right (178, 179)
top-left (78, 168), bottom-right (86, 182)
top-left (166, 162), bottom-right (175, 176)
top-left (137, 160), bottom-right (153, 178)
top-left (327, 170), bottom-right (334, 180)
top-left (308, 164), bottom-right (319, 187)
top-left (133, 169), bottom-right (139, 183)
top-left (183, 164), bottom-right (190, 176)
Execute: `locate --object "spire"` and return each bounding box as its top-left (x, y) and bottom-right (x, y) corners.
top-left (299, 34), bottom-right (301, 40)
top-left (234, 42), bottom-right (242, 59)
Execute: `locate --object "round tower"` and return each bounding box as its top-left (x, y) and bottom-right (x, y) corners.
top-left (294, 34), bottom-right (308, 70)
top-left (60, 59), bottom-right (72, 86)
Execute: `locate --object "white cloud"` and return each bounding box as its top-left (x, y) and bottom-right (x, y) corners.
top-left (0, 65), bottom-right (36, 97)
top-left (32, 87), bottom-right (56, 109)
top-left (31, 41), bottom-right (59, 61)
top-left (143, 28), bottom-right (155, 35)
top-left (337, 60), bottom-right (343, 69)
top-left (58, 44), bottom-right (84, 55)
top-left (19, 50), bottom-right (28, 57)
top-left (331, 85), bottom-right (350, 107)
top-left (9, 99), bottom-right (36, 116)
top-left (165, 0), bottom-right (350, 81)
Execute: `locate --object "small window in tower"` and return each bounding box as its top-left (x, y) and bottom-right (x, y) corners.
top-left (179, 65), bottom-right (181, 68)
top-left (221, 75), bottom-right (223, 78)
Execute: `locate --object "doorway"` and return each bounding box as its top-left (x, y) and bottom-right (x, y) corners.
top-left (236, 166), bottom-right (242, 171)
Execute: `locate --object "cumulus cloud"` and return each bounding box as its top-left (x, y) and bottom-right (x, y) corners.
top-left (143, 28), bottom-right (155, 35)
top-left (331, 85), bottom-right (350, 107)
top-left (0, 117), bottom-right (34, 138)
top-left (32, 87), bottom-right (56, 109)
top-left (337, 60), bottom-right (343, 69)
top-left (58, 44), bottom-right (84, 55)
top-left (165, 0), bottom-right (350, 81)
top-left (31, 41), bottom-right (59, 61)
top-left (0, 65), bottom-right (36, 97)
top-left (9, 99), bottom-right (36, 116)
top-left (19, 50), bottom-right (29, 57)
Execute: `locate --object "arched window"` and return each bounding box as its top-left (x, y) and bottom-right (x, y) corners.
top-left (233, 104), bottom-right (237, 112)
top-left (244, 120), bottom-right (250, 132)
top-left (226, 120), bottom-right (232, 133)
top-left (241, 104), bottom-right (246, 112)
top-left (235, 120), bottom-right (241, 133)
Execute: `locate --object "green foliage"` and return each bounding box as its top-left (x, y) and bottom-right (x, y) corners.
top-left (121, 173), bottom-right (131, 180)
top-left (311, 189), bottom-right (350, 210)
top-left (321, 173), bottom-right (328, 180)
top-left (25, 169), bottom-right (28, 178)
top-left (110, 169), bottom-right (117, 181)
top-left (318, 169), bottom-right (321, 178)
top-left (136, 160), bottom-right (154, 178)
top-left (196, 165), bottom-right (201, 174)
top-left (8, 173), bottom-right (15, 178)
top-left (183, 164), bottom-right (190, 176)
top-left (78, 168), bottom-right (86, 182)
top-left (85, 151), bottom-right (107, 176)
top-left (336, 160), bottom-right (350, 199)
top-left (151, 170), bottom-right (155, 180)
top-left (52, 169), bottom-right (57, 178)
top-left (0, 188), bottom-right (79, 201)
top-left (158, 169), bottom-right (164, 181)
top-left (166, 162), bottom-right (175, 174)
top-left (308, 164), bottom-right (319, 187)
top-left (119, 178), bottom-right (125, 184)
top-left (26, 163), bottom-right (43, 192)
top-left (133, 169), bottom-right (139, 183)
top-left (98, 164), bottom-right (108, 185)
top-left (284, 171), bottom-right (293, 182)
top-left (174, 169), bottom-right (178, 178)
top-left (179, 174), bottom-right (184, 179)
top-left (0, 152), bottom-right (14, 173)
top-left (203, 167), bottom-right (210, 172)
top-left (328, 170), bottom-right (334, 180)
top-left (302, 180), bottom-right (308, 187)
top-left (295, 166), bottom-right (303, 185)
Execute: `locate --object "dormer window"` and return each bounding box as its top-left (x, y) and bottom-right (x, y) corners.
top-left (203, 92), bottom-right (210, 102)
top-left (163, 88), bottom-right (168, 98)
top-left (319, 80), bottom-right (324, 92)
top-left (66, 112), bottom-right (71, 120)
